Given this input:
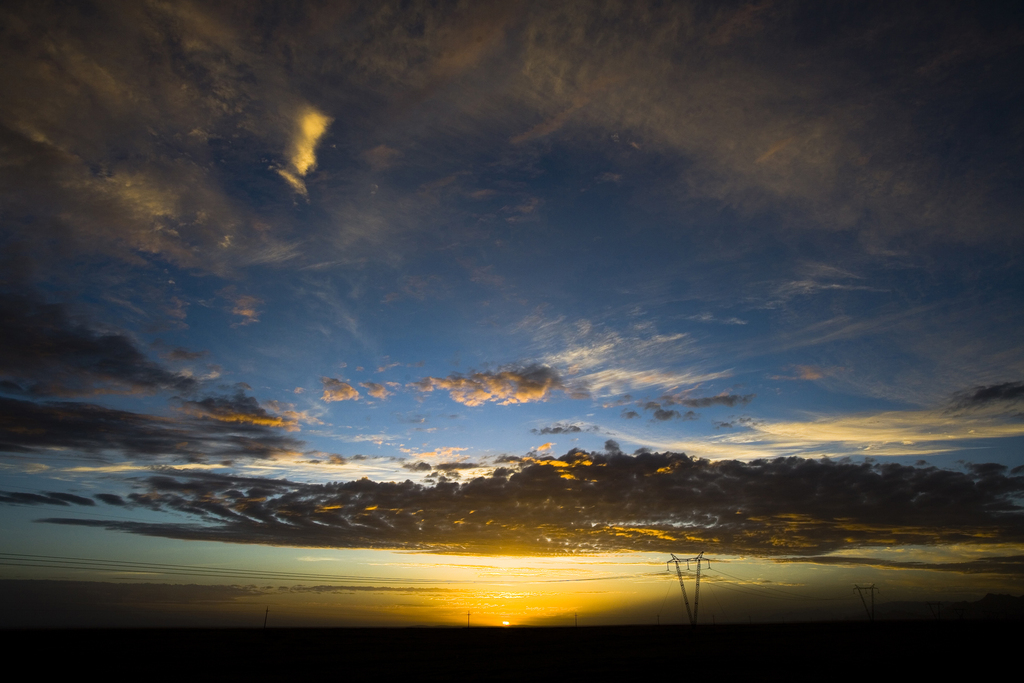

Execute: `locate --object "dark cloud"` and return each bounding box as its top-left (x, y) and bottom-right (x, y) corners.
top-left (46, 452), bottom-right (1024, 556)
top-left (664, 393), bottom-right (756, 408)
top-left (0, 490), bottom-right (95, 506)
top-left (0, 292), bottom-right (197, 398)
top-left (646, 405), bottom-right (699, 421)
top-left (531, 423), bottom-right (598, 435)
top-left (620, 409), bottom-right (640, 419)
top-left (0, 397), bottom-right (301, 463)
top-left (638, 401), bottom-right (701, 421)
top-left (94, 493), bottom-right (126, 506)
top-left (176, 391), bottom-right (298, 431)
top-left (952, 382), bottom-right (1024, 409)
top-left (402, 461), bottom-right (432, 472)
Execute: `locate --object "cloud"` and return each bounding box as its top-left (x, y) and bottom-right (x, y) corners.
top-left (663, 393), bottom-right (756, 408)
top-left (0, 491), bottom-right (95, 507)
top-left (0, 291), bottom-right (197, 398)
top-left (219, 288), bottom-right (262, 327)
top-left (434, 462), bottom-right (482, 471)
top-left (531, 423), bottom-right (599, 435)
top-left (321, 377), bottom-right (359, 403)
top-left (362, 144), bottom-right (402, 171)
top-left (684, 313), bottom-right (748, 325)
top-left (277, 107), bottom-right (332, 196)
top-left (0, 396), bottom-right (301, 463)
top-left (411, 365), bottom-right (582, 406)
top-left (530, 317), bottom-right (729, 396)
top-left (94, 493), bottom-right (126, 506)
top-left (156, 345), bottom-right (207, 362)
top-left (952, 382), bottom-right (1024, 409)
top-left (637, 401), bottom-right (700, 421)
top-left (0, 1), bottom-right (339, 274)
top-left (646, 404), bottom-right (1024, 461)
top-left (48, 451), bottom-right (1024, 556)
top-left (360, 382), bottom-right (392, 400)
top-left (176, 392), bottom-right (299, 431)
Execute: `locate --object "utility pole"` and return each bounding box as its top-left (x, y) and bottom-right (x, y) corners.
top-left (574, 612), bottom-right (578, 627)
top-left (927, 602), bottom-right (942, 620)
top-left (467, 611), bottom-right (471, 628)
top-left (667, 552), bottom-right (711, 628)
top-left (853, 584), bottom-right (879, 622)
top-left (263, 606), bottom-right (269, 629)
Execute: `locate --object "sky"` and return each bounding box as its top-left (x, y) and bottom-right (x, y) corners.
top-left (1, 0), bottom-right (1022, 627)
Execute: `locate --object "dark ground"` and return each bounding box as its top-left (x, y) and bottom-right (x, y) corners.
top-left (3, 621), bottom-right (1014, 679)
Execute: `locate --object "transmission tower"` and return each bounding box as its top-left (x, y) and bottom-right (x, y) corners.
top-left (667, 552), bottom-right (710, 627)
top-left (853, 584), bottom-right (879, 622)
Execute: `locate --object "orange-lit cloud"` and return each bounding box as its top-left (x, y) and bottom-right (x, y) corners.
top-left (321, 377), bottom-right (359, 402)
top-left (278, 107), bottom-right (332, 196)
top-left (177, 393), bottom-right (299, 431)
top-left (411, 366), bottom-right (582, 406)
top-left (360, 382), bottom-right (392, 400)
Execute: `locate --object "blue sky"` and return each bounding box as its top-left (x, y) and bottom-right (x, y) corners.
top-left (1, 0), bottom-right (1022, 626)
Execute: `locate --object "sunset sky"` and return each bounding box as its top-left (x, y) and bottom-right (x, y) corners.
top-left (1, 0), bottom-right (1022, 627)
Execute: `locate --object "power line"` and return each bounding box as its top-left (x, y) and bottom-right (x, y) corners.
top-left (0, 552), bottom-right (644, 586)
top-left (704, 567), bottom-right (850, 602)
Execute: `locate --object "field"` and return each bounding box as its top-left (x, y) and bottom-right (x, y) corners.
top-left (5, 621), bottom-right (1012, 679)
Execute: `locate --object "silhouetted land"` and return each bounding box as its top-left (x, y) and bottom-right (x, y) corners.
top-left (4, 621), bottom-right (1015, 679)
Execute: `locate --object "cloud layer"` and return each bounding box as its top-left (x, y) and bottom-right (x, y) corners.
top-left (44, 451), bottom-right (1024, 556)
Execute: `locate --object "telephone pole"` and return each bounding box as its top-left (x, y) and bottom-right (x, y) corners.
top-left (854, 584), bottom-right (879, 622)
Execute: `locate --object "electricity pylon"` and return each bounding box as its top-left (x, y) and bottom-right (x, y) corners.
top-left (667, 552), bottom-right (710, 627)
top-left (854, 584), bottom-right (879, 622)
